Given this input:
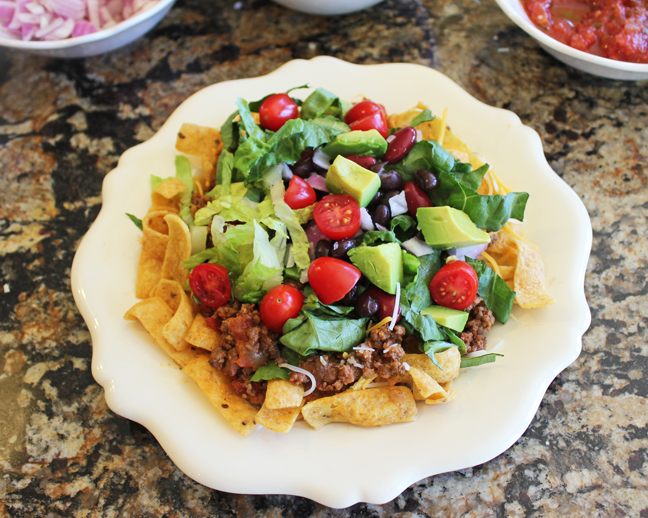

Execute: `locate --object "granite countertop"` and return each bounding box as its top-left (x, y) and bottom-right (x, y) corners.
top-left (1, 0), bottom-right (647, 515)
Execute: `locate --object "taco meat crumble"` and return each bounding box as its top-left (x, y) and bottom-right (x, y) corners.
top-left (460, 297), bottom-right (495, 354)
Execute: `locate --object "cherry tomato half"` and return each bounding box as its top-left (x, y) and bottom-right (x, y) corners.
top-left (284, 175), bottom-right (317, 210)
top-left (308, 257), bottom-right (361, 305)
top-left (258, 93), bottom-right (299, 132)
top-left (259, 284), bottom-right (305, 333)
top-left (345, 155), bottom-right (377, 169)
top-left (429, 260), bottom-right (479, 311)
top-left (189, 263), bottom-right (232, 308)
top-left (363, 286), bottom-right (402, 323)
top-left (313, 194), bottom-right (362, 240)
top-left (344, 100), bottom-right (389, 139)
top-left (404, 181), bottom-right (433, 217)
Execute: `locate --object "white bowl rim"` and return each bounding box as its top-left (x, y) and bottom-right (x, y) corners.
top-left (494, 0), bottom-right (648, 73)
top-left (0, 0), bottom-right (175, 50)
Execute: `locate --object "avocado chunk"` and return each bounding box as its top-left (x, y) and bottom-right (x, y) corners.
top-left (348, 243), bottom-right (403, 294)
top-left (322, 129), bottom-right (387, 159)
top-left (417, 206), bottom-right (490, 249)
top-left (325, 155), bottom-right (381, 207)
top-left (420, 305), bottom-right (469, 332)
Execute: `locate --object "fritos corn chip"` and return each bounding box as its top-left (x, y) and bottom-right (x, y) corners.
top-left (154, 279), bottom-right (195, 351)
top-left (185, 314), bottom-right (221, 352)
top-left (160, 214), bottom-right (191, 287)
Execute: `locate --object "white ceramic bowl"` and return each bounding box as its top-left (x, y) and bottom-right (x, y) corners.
top-left (494, 0), bottom-right (648, 80)
top-left (71, 57), bottom-right (592, 508)
top-left (272, 0), bottom-right (384, 15)
top-left (0, 0), bottom-right (175, 58)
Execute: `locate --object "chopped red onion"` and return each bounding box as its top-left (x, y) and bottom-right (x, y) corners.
top-left (304, 220), bottom-right (330, 260)
top-left (388, 191), bottom-right (408, 217)
top-left (312, 148), bottom-right (331, 170)
top-left (386, 134), bottom-right (396, 143)
top-left (402, 237), bottom-right (435, 257)
top-left (281, 162), bottom-right (293, 182)
top-left (305, 173), bottom-right (328, 192)
top-left (360, 207), bottom-right (375, 231)
top-left (0, 0), bottom-right (161, 41)
top-left (448, 242), bottom-right (489, 260)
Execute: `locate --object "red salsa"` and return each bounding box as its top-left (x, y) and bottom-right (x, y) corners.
top-left (523, 0), bottom-right (648, 63)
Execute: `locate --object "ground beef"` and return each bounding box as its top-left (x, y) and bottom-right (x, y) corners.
top-left (190, 192), bottom-right (211, 217)
top-left (209, 302), bottom-right (280, 405)
top-left (460, 297), bottom-right (495, 354)
top-left (290, 324), bottom-right (408, 401)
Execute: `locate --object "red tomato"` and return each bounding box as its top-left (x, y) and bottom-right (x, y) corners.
top-left (284, 176), bottom-right (317, 210)
top-left (363, 286), bottom-right (401, 323)
top-left (313, 194), bottom-right (361, 240)
top-left (344, 155), bottom-right (377, 169)
top-left (404, 181), bottom-right (433, 217)
top-left (429, 260), bottom-right (479, 311)
top-left (259, 284), bottom-right (305, 333)
top-left (308, 257), bottom-right (361, 305)
top-left (258, 94), bottom-right (299, 132)
top-left (344, 100), bottom-right (389, 139)
top-left (189, 263), bottom-right (232, 308)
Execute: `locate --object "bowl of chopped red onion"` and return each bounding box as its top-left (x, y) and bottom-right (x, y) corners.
top-left (0, 0), bottom-right (175, 58)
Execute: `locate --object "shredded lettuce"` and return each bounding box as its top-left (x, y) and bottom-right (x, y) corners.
top-left (175, 155), bottom-right (194, 227)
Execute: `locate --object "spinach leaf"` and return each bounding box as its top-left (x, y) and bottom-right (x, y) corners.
top-left (460, 353), bottom-right (503, 368)
top-left (301, 88), bottom-right (346, 120)
top-left (388, 140), bottom-right (457, 181)
top-left (465, 258), bottom-right (516, 323)
top-left (280, 311), bottom-right (369, 356)
top-left (250, 360), bottom-right (291, 382)
top-left (410, 109), bottom-right (435, 127)
top-left (400, 253), bottom-right (444, 342)
top-left (421, 341), bottom-right (455, 362)
top-left (390, 214), bottom-right (417, 241)
top-left (126, 213), bottom-right (142, 231)
top-left (441, 327), bottom-right (467, 354)
top-left (429, 171), bottom-right (529, 231)
top-left (281, 346), bottom-right (307, 366)
top-left (362, 230), bottom-right (401, 246)
top-left (453, 163), bottom-right (490, 191)
top-left (310, 115), bottom-right (350, 137)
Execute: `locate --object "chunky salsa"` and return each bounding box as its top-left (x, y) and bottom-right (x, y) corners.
top-left (523, 0), bottom-right (648, 63)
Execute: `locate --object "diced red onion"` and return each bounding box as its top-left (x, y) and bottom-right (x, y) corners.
top-left (304, 220), bottom-right (330, 260)
top-left (386, 134), bottom-right (396, 143)
top-left (376, 223), bottom-right (388, 232)
top-left (0, 0), bottom-right (162, 42)
top-left (447, 242), bottom-right (489, 260)
top-left (388, 191), bottom-right (408, 217)
top-left (389, 282), bottom-right (401, 331)
top-left (416, 130), bottom-right (423, 141)
top-left (360, 207), bottom-right (375, 231)
top-left (312, 148), bottom-right (331, 170)
top-left (305, 173), bottom-right (328, 192)
top-left (402, 237), bottom-right (435, 257)
top-left (281, 162), bottom-right (293, 182)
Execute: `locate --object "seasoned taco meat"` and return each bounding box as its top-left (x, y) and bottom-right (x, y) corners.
top-left (460, 297), bottom-right (495, 354)
top-left (290, 324), bottom-right (408, 401)
top-left (209, 301), bottom-right (281, 405)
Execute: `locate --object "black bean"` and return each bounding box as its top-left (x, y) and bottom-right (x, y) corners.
top-left (382, 190), bottom-right (400, 203)
top-left (370, 161), bottom-right (387, 175)
top-left (331, 238), bottom-right (357, 260)
top-left (314, 240), bottom-right (332, 258)
top-left (355, 292), bottom-right (379, 317)
top-left (414, 169), bottom-right (438, 191)
top-left (291, 160), bottom-right (316, 178)
top-left (379, 170), bottom-right (403, 191)
top-left (339, 285), bottom-right (359, 306)
top-left (367, 190), bottom-right (383, 209)
top-left (372, 204), bottom-right (391, 228)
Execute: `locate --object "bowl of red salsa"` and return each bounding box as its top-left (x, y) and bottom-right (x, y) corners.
top-left (494, 0), bottom-right (648, 80)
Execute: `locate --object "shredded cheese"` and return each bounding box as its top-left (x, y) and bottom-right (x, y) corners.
top-left (389, 282), bottom-right (401, 331)
top-left (278, 364), bottom-right (317, 396)
top-left (319, 355), bottom-right (327, 366)
top-left (479, 251), bottom-right (503, 277)
top-left (353, 344), bottom-right (374, 353)
top-left (402, 361), bottom-right (411, 371)
top-left (438, 107), bottom-right (448, 146)
top-left (368, 317), bottom-right (392, 333)
top-left (384, 342), bottom-right (398, 354)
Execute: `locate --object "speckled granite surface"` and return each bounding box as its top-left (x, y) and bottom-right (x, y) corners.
top-left (1, 0), bottom-right (647, 516)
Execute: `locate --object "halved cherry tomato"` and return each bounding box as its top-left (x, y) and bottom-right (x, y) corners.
top-left (308, 257), bottom-right (361, 305)
top-left (313, 194), bottom-right (361, 240)
top-left (363, 286), bottom-right (401, 323)
top-left (284, 175), bottom-right (317, 210)
top-left (429, 260), bottom-right (478, 311)
top-left (403, 181), bottom-right (433, 217)
top-left (345, 155), bottom-right (377, 169)
top-left (259, 284), bottom-right (305, 333)
top-left (258, 93), bottom-right (299, 132)
top-left (344, 100), bottom-right (389, 139)
top-left (189, 263), bottom-right (231, 308)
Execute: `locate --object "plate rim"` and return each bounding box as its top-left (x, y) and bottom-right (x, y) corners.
top-left (71, 56), bottom-right (592, 508)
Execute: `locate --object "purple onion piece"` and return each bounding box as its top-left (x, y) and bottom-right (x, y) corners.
top-left (447, 242), bottom-right (489, 260)
top-left (305, 173), bottom-right (328, 192)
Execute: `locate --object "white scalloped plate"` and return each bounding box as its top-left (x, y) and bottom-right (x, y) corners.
top-left (71, 57), bottom-right (592, 508)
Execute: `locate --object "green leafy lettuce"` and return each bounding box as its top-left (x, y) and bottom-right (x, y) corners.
top-left (465, 257), bottom-right (516, 323)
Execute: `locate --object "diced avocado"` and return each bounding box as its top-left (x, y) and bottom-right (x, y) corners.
top-left (322, 130), bottom-right (388, 159)
top-left (420, 305), bottom-right (469, 332)
top-left (348, 243), bottom-right (403, 295)
top-left (325, 155), bottom-right (381, 207)
top-left (417, 206), bottom-right (490, 249)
